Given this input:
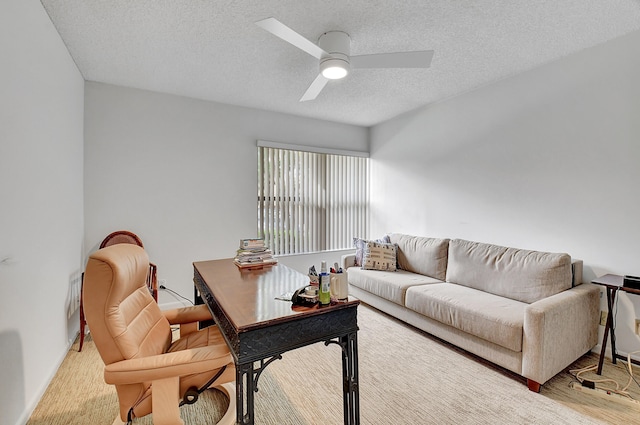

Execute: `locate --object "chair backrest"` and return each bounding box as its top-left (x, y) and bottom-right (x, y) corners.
top-left (98, 230), bottom-right (158, 302)
top-left (83, 244), bottom-right (171, 366)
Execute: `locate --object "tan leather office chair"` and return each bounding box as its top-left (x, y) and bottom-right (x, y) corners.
top-left (79, 230), bottom-right (157, 352)
top-left (83, 244), bottom-right (235, 425)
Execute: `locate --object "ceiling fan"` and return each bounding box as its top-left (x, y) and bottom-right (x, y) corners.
top-left (255, 17), bottom-right (434, 102)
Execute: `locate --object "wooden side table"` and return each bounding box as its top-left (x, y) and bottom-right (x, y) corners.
top-left (591, 274), bottom-right (640, 374)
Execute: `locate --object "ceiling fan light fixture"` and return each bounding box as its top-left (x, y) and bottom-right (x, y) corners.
top-left (320, 58), bottom-right (350, 79)
top-left (255, 19), bottom-right (434, 102)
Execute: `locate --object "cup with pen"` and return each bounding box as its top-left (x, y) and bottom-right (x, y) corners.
top-left (330, 262), bottom-right (348, 301)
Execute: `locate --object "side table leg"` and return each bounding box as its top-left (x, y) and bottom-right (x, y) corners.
top-left (608, 288), bottom-right (618, 365)
top-left (597, 287), bottom-right (617, 375)
top-left (597, 319), bottom-right (610, 375)
top-left (340, 332), bottom-right (360, 425)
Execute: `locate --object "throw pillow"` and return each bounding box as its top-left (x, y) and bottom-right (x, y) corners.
top-left (353, 237), bottom-right (367, 267)
top-left (362, 241), bottom-right (397, 271)
top-left (353, 235), bottom-right (391, 267)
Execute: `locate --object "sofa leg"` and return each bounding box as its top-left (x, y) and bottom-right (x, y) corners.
top-left (527, 379), bottom-right (541, 393)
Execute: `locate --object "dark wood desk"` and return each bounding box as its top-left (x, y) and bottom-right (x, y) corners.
top-left (193, 259), bottom-right (360, 425)
top-left (592, 274), bottom-right (640, 375)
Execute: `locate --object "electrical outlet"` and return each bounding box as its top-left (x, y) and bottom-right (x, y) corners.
top-left (159, 279), bottom-right (167, 288)
top-left (599, 311), bottom-right (608, 326)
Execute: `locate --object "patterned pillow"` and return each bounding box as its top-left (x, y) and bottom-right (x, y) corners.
top-left (362, 241), bottom-right (397, 271)
top-left (353, 238), bottom-right (366, 266)
top-left (353, 235), bottom-right (391, 267)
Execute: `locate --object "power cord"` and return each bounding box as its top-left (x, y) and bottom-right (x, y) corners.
top-left (159, 284), bottom-right (194, 305)
top-left (569, 350), bottom-right (640, 401)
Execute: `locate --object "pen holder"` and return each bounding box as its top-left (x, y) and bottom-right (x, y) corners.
top-left (330, 272), bottom-right (348, 300)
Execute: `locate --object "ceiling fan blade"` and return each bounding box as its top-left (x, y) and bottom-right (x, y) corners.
top-left (256, 17), bottom-right (327, 60)
top-left (351, 50), bottom-right (434, 69)
top-left (300, 74), bottom-right (329, 102)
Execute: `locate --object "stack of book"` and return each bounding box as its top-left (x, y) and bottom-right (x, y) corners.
top-left (234, 238), bottom-right (277, 268)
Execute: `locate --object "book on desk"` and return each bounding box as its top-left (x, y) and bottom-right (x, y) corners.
top-left (234, 238), bottom-right (278, 268)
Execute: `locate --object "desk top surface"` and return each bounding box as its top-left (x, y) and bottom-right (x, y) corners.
top-left (193, 258), bottom-right (359, 332)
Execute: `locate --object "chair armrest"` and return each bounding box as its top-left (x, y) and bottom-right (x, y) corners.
top-left (522, 282), bottom-right (600, 385)
top-left (163, 304), bottom-right (212, 325)
top-left (104, 346), bottom-right (232, 385)
top-left (341, 253), bottom-right (356, 270)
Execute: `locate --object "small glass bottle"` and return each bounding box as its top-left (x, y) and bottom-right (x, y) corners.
top-left (318, 261), bottom-right (331, 305)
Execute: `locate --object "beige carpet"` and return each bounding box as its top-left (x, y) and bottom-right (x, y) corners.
top-left (28, 304), bottom-right (640, 424)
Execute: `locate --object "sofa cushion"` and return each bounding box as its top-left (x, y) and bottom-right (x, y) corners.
top-left (348, 267), bottom-right (441, 305)
top-left (388, 233), bottom-right (449, 280)
top-left (446, 239), bottom-right (572, 304)
top-left (405, 283), bottom-right (526, 352)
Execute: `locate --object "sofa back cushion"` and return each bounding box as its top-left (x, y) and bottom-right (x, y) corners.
top-left (446, 239), bottom-right (572, 304)
top-left (388, 233), bottom-right (449, 280)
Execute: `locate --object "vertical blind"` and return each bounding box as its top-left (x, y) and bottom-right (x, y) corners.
top-left (258, 145), bottom-right (369, 256)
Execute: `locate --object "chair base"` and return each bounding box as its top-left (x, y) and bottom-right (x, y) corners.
top-left (111, 382), bottom-right (236, 425)
top-left (215, 382), bottom-right (236, 425)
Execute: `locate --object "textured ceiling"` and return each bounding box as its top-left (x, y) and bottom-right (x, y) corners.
top-left (40, 0), bottom-right (640, 127)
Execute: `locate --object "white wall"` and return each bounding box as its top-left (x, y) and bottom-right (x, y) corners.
top-left (370, 30), bottom-right (640, 357)
top-left (0, 1), bottom-right (85, 424)
top-left (84, 82), bottom-right (368, 308)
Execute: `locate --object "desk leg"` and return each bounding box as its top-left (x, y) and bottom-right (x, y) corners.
top-left (341, 332), bottom-right (360, 425)
top-left (235, 334), bottom-right (360, 425)
top-left (236, 363), bottom-right (255, 425)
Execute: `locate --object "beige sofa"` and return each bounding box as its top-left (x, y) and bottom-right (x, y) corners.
top-left (342, 233), bottom-right (600, 392)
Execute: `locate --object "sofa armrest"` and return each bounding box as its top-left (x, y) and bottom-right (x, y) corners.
top-left (522, 282), bottom-right (600, 385)
top-left (341, 253), bottom-right (357, 270)
top-left (104, 346), bottom-right (232, 385)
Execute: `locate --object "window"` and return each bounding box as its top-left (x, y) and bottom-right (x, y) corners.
top-left (257, 141), bottom-right (369, 256)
